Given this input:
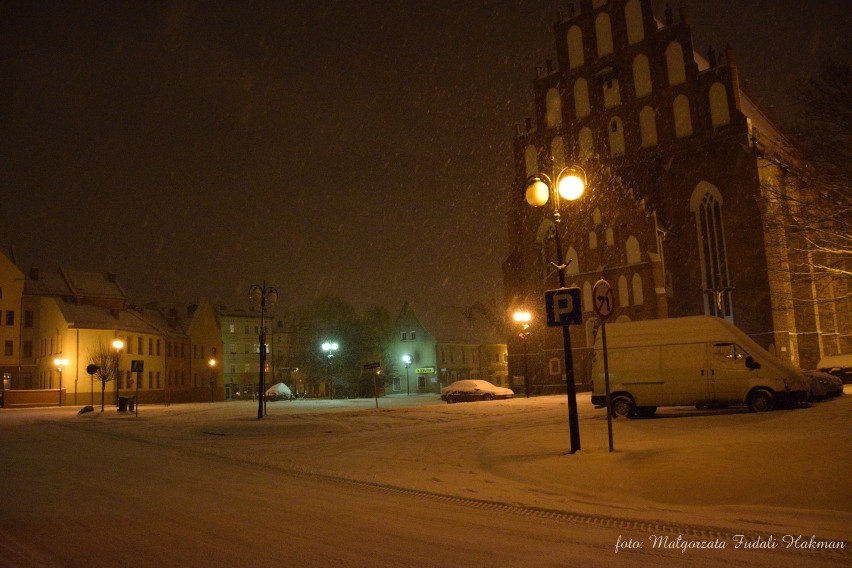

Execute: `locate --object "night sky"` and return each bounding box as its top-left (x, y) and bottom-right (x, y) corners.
top-left (2, 1), bottom-right (849, 313)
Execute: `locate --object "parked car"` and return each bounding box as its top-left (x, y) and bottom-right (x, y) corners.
top-left (805, 371), bottom-right (843, 401)
top-left (265, 382), bottom-right (293, 401)
top-left (441, 380), bottom-right (514, 403)
top-left (816, 353), bottom-right (852, 384)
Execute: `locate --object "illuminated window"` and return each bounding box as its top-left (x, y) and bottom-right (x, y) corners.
top-left (709, 82), bottom-right (731, 127)
top-left (595, 13), bottom-right (613, 56)
top-left (632, 54), bottom-right (652, 98)
top-left (548, 357), bottom-right (561, 376)
top-left (666, 42), bottom-right (686, 85)
top-left (603, 77), bottom-right (621, 108)
top-left (567, 26), bottom-right (584, 69)
top-left (673, 95), bottom-right (693, 138)
top-left (625, 0), bottom-right (644, 45)
top-left (574, 78), bottom-right (590, 118)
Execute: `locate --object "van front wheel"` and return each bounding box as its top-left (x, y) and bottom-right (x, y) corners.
top-left (747, 389), bottom-right (774, 413)
top-left (611, 396), bottom-right (636, 419)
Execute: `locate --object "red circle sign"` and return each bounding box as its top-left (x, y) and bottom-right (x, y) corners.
top-left (592, 279), bottom-right (615, 319)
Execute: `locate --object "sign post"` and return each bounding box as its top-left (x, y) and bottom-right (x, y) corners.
top-left (592, 279), bottom-right (615, 452)
top-left (544, 286), bottom-right (583, 453)
top-left (363, 362), bottom-right (381, 408)
top-left (131, 360), bottom-right (144, 417)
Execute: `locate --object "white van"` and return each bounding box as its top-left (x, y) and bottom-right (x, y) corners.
top-left (591, 316), bottom-right (809, 418)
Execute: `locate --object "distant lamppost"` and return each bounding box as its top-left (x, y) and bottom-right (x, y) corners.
top-left (524, 165), bottom-right (587, 454)
top-left (112, 338), bottom-right (124, 407)
top-left (208, 358), bottom-right (217, 403)
top-left (54, 357), bottom-right (68, 407)
top-left (250, 282), bottom-right (278, 420)
top-left (402, 354), bottom-right (412, 396)
top-left (512, 311), bottom-right (532, 398)
top-left (322, 342), bottom-right (339, 399)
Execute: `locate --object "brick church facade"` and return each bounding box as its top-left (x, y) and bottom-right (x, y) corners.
top-left (503, 0), bottom-right (850, 392)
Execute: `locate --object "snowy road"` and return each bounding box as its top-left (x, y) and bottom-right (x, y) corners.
top-left (1, 392), bottom-right (849, 567)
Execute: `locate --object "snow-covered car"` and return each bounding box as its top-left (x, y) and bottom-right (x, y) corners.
top-left (805, 371), bottom-right (843, 401)
top-left (816, 353), bottom-right (852, 384)
top-left (440, 380), bottom-right (514, 403)
top-left (265, 382), bottom-right (293, 401)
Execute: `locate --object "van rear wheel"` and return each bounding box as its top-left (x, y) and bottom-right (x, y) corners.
top-left (747, 389), bottom-right (774, 413)
top-left (611, 396), bottom-right (636, 419)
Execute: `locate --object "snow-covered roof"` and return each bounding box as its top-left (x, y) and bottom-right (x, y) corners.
top-left (55, 299), bottom-right (162, 335)
top-left (817, 353), bottom-right (852, 370)
top-left (400, 301), bottom-right (505, 345)
top-left (25, 267), bottom-right (126, 301)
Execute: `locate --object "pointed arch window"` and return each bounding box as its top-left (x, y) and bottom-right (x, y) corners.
top-left (639, 105), bottom-right (658, 147)
top-left (632, 54), bottom-right (652, 98)
top-left (608, 117), bottom-right (625, 157)
top-left (690, 182), bottom-right (733, 320)
top-left (567, 26), bottom-right (584, 69)
top-left (595, 13), bottom-right (614, 57)
top-left (665, 42), bottom-right (686, 86)
top-left (709, 82), bottom-right (731, 128)
top-left (626, 235), bottom-right (641, 264)
top-left (574, 78), bottom-right (590, 118)
top-left (625, 0), bottom-right (644, 45)
top-left (545, 88), bottom-right (562, 128)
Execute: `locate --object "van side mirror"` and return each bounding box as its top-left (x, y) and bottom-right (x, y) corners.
top-left (746, 356), bottom-right (761, 370)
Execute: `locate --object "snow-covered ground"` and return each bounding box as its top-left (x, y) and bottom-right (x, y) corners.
top-left (1, 387), bottom-right (849, 566)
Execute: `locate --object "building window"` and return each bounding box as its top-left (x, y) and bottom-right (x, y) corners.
top-left (127, 337), bottom-right (133, 355)
top-left (4, 341), bottom-right (13, 356)
top-left (602, 77), bottom-right (621, 109)
top-left (574, 78), bottom-right (590, 118)
top-left (625, 0), bottom-right (644, 45)
top-left (5, 311), bottom-right (14, 326)
top-left (632, 53), bottom-right (652, 98)
top-left (608, 117), bottom-right (625, 156)
top-left (410, 331), bottom-right (416, 340)
top-left (592, 208), bottom-right (602, 226)
top-left (666, 41), bottom-right (686, 86)
top-left (673, 94), bottom-right (693, 138)
top-left (156, 340), bottom-right (161, 356)
top-left (639, 106), bottom-right (658, 147)
top-left (401, 332), bottom-right (408, 341)
top-left (626, 236), bottom-right (641, 264)
top-left (138, 337), bottom-right (143, 354)
top-left (595, 12), bottom-right (614, 57)
top-left (709, 82), bottom-right (731, 127)
top-left (632, 273), bottom-right (645, 306)
top-left (589, 231), bottom-right (598, 249)
top-left (618, 276), bottom-right (630, 307)
top-left (567, 25), bottom-right (584, 69)
top-left (548, 357), bottom-right (561, 376)
top-left (229, 323), bottom-right (235, 333)
top-left (24, 310), bottom-right (34, 328)
top-left (545, 88), bottom-right (562, 128)
top-left (690, 182), bottom-right (733, 319)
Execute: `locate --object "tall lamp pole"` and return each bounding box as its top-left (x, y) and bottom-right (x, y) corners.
top-left (524, 166), bottom-right (587, 454)
top-left (322, 342), bottom-right (339, 399)
top-left (54, 357), bottom-right (68, 407)
top-left (402, 354), bottom-right (412, 396)
top-left (208, 358), bottom-right (217, 403)
top-left (112, 338), bottom-right (124, 407)
top-left (250, 282), bottom-right (278, 420)
top-left (512, 311), bottom-right (531, 398)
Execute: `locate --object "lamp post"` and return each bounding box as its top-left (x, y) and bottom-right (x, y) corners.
top-left (321, 342), bottom-right (339, 399)
top-left (54, 357), bottom-right (68, 407)
top-left (112, 338), bottom-right (124, 407)
top-left (208, 358), bottom-right (217, 403)
top-left (524, 165), bottom-right (586, 454)
top-left (402, 354), bottom-right (412, 396)
top-left (512, 311), bottom-right (532, 398)
top-left (250, 282), bottom-right (278, 420)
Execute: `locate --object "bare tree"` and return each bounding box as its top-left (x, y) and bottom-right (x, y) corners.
top-left (757, 46), bottom-right (851, 307)
top-left (87, 339), bottom-right (122, 412)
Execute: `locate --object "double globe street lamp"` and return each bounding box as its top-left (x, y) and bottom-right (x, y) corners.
top-left (511, 311), bottom-right (531, 398)
top-left (524, 165), bottom-right (587, 454)
top-left (54, 357), bottom-right (68, 406)
top-left (250, 282), bottom-right (278, 419)
top-left (322, 341), bottom-right (339, 399)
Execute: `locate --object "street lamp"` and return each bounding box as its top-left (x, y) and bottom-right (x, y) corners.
top-left (524, 165), bottom-right (587, 454)
top-left (402, 354), bottom-right (412, 396)
top-left (321, 342), bottom-right (339, 399)
top-left (54, 357), bottom-right (68, 407)
top-left (250, 282), bottom-right (278, 419)
top-left (112, 338), bottom-right (124, 407)
top-left (512, 311), bottom-right (532, 398)
top-left (208, 358), bottom-right (217, 403)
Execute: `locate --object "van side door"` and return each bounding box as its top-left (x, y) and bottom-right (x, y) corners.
top-left (710, 343), bottom-right (752, 404)
top-left (659, 343), bottom-right (707, 406)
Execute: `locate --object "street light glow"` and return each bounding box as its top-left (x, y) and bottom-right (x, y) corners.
top-left (322, 342), bottom-right (339, 352)
top-left (557, 172), bottom-right (585, 201)
top-left (402, 354), bottom-right (412, 365)
top-left (512, 311), bottom-right (531, 323)
top-left (54, 357), bottom-right (68, 369)
top-left (525, 179), bottom-right (550, 207)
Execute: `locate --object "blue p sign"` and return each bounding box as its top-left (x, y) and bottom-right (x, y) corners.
top-left (545, 287), bottom-right (583, 327)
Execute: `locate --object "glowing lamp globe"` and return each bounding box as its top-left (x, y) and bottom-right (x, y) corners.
top-left (558, 173), bottom-right (585, 201)
top-left (525, 180), bottom-right (550, 207)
